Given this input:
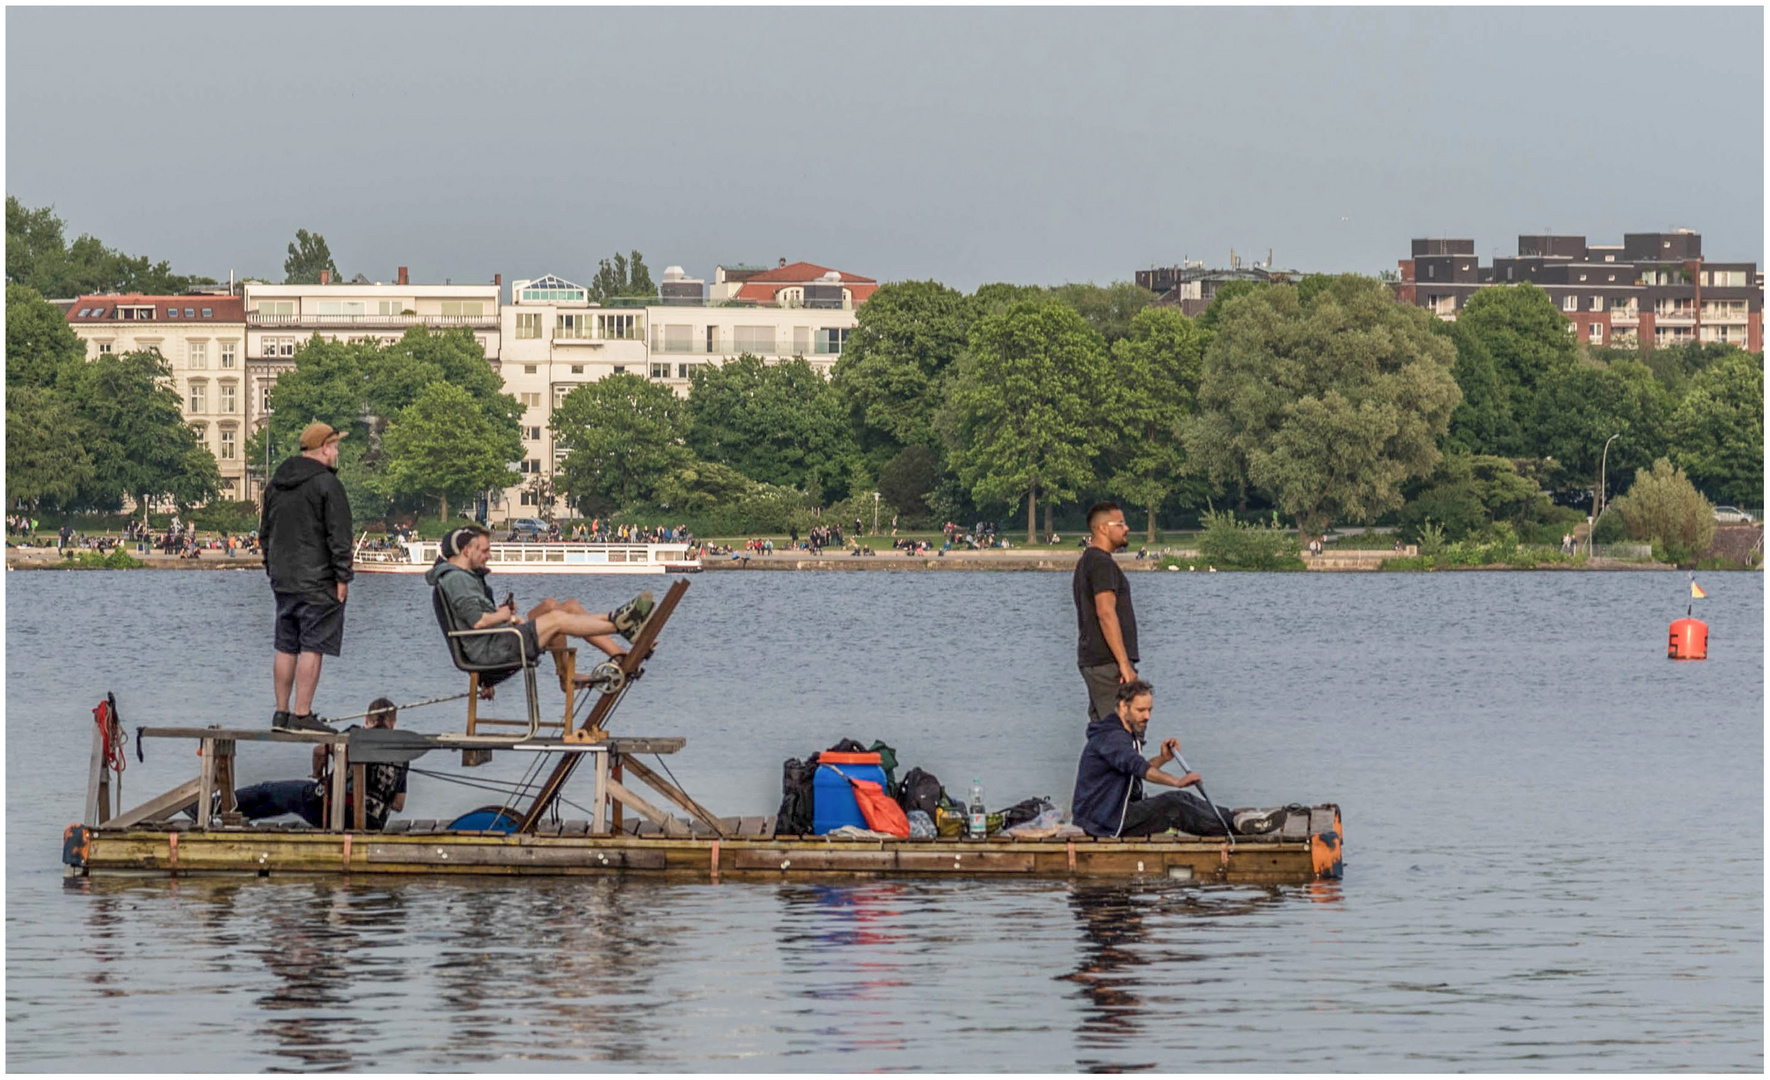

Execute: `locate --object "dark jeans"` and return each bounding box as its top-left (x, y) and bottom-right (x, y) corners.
top-left (1120, 790), bottom-right (1232, 837)
top-left (235, 779), bottom-right (326, 828)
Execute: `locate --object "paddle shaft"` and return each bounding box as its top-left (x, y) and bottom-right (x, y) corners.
top-left (1174, 750), bottom-right (1236, 845)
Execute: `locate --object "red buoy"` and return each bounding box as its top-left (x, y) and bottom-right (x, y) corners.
top-left (1668, 618), bottom-right (1708, 660)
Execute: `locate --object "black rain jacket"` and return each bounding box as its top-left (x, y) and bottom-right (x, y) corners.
top-left (260, 455), bottom-right (354, 596)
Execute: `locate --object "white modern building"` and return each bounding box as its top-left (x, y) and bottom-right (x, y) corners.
top-left (241, 269), bottom-right (503, 501)
top-left (492, 261), bottom-right (870, 519)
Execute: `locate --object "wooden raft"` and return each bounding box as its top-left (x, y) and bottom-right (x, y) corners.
top-left (63, 806), bottom-right (1343, 884)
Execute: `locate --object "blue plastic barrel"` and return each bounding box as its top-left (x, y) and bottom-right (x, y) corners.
top-left (812, 753), bottom-right (888, 834)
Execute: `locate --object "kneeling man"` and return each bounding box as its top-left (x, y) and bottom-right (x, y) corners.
top-left (1071, 679), bottom-right (1287, 838)
top-left (425, 525), bottom-right (652, 687)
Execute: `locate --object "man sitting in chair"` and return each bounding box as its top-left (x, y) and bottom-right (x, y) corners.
top-left (425, 524), bottom-right (653, 696)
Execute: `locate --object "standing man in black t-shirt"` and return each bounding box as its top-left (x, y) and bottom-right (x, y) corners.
top-left (1073, 502), bottom-right (1138, 723)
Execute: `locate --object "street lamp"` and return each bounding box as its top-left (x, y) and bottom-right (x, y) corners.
top-left (871, 491), bottom-right (881, 536)
top-left (1590, 433), bottom-right (1621, 555)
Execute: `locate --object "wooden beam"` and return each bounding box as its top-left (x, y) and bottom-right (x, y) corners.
top-left (328, 745), bottom-right (348, 831)
top-left (516, 579), bottom-right (689, 833)
top-left (107, 778), bottom-right (203, 829)
top-left (591, 750), bottom-right (609, 834)
top-left (351, 764), bottom-right (367, 832)
top-left (603, 777), bottom-right (671, 829)
top-left (140, 727), bottom-right (344, 744)
top-left (84, 720), bottom-right (107, 828)
top-left (621, 756), bottom-right (727, 837)
top-left (197, 737), bottom-right (216, 829)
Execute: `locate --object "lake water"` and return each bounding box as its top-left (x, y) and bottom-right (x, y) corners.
top-left (5, 567), bottom-right (1762, 1070)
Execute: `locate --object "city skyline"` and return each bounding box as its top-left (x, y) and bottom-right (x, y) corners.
top-left (7, 7), bottom-right (1764, 292)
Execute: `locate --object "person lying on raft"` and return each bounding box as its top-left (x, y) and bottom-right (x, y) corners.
top-left (424, 524), bottom-right (654, 695)
top-left (1070, 678), bottom-right (1292, 838)
top-left (230, 697), bottom-right (409, 829)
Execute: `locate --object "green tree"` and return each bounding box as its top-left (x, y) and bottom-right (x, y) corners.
top-left (1105, 306), bottom-right (1207, 540)
top-left (1611, 457), bottom-right (1715, 564)
top-left (685, 355), bottom-right (854, 497)
top-left (1181, 274), bottom-right (1461, 539)
top-left (1528, 357), bottom-right (1671, 494)
top-left (1395, 453), bottom-right (1552, 542)
top-left (587, 250), bottom-right (654, 303)
top-left (1455, 283), bottom-right (1576, 452)
top-left (654, 459), bottom-right (756, 512)
top-left (380, 382), bottom-right (524, 521)
top-left (6, 197), bottom-right (215, 296)
top-left (831, 280), bottom-right (974, 470)
top-left (552, 373), bottom-right (690, 508)
top-left (368, 326), bottom-right (517, 430)
top-left (877, 444), bottom-right (941, 524)
top-left (68, 350), bottom-right (220, 513)
top-left (6, 283), bottom-right (87, 388)
top-left (946, 299), bottom-right (1110, 544)
top-left (1435, 318), bottom-right (1522, 455)
top-left (1050, 281), bottom-right (1157, 345)
top-left (283, 228), bottom-right (340, 285)
top-left (971, 281), bottom-right (1049, 316)
top-left (1669, 349), bottom-right (1764, 506)
top-left (1196, 279), bottom-right (1268, 329)
top-left (5, 385), bottom-right (95, 509)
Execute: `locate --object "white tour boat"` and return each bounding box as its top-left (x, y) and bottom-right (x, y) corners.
top-left (353, 539), bottom-right (702, 575)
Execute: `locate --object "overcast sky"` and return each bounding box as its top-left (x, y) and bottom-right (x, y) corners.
top-left (7, 7), bottom-right (1763, 293)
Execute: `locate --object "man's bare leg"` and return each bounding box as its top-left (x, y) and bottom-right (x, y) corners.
top-left (273, 650), bottom-right (298, 712)
top-left (292, 652), bottom-right (324, 715)
top-left (532, 610), bottom-right (625, 659)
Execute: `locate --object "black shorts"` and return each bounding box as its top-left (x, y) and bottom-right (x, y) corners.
top-left (274, 590), bottom-right (346, 657)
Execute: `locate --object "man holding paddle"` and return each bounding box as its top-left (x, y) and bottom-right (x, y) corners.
top-left (1071, 679), bottom-right (1289, 838)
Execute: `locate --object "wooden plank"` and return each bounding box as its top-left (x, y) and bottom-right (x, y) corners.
top-left (382, 820), bottom-right (412, 834)
top-left (214, 741), bottom-right (238, 815)
top-left (138, 726), bottom-right (682, 755)
top-left (105, 778), bottom-right (203, 829)
top-left (141, 727), bottom-right (344, 744)
top-left (1309, 805), bottom-right (1338, 836)
top-left (737, 816), bottom-right (767, 838)
top-left (604, 777), bottom-right (671, 829)
top-left (84, 720), bottom-right (107, 827)
top-left (591, 749), bottom-right (609, 834)
top-left (364, 842), bottom-right (664, 869)
top-left (196, 738), bottom-right (216, 829)
top-left (896, 849), bottom-right (1036, 873)
top-left (328, 745), bottom-right (348, 831)
top-left (350, 764), bottom-right (367, 832)
top-left (561, 819), bottom-right (590, 836)
top-left (620, 756), bottom-right (727, 837)
top-left (732, 848), bottom-right (895, 872)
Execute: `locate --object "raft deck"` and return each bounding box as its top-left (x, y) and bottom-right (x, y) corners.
top-left (64, 805), bottom-right (1342, 884)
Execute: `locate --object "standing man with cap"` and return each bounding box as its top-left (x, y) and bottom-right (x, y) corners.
top-left (1073, 501), bottom-right (1138, 724)
top-left (261, 421), bottom-right (354, 732)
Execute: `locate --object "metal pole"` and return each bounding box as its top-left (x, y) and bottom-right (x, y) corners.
top-left (1591, 433), bottom-right (1620, 556)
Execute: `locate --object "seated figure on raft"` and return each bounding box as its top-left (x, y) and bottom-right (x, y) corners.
top-left (233, 697), bottom-right (410, 829)
top-left (1070, 678), bottom-right (1291, 839)
top-left (424, 524), bottom-right (655, 695)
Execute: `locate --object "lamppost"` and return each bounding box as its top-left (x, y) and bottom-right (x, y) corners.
top-left (1590, 433), bottom-right (1620, 555)
top-left (871, 491), bottom-right (881, 536)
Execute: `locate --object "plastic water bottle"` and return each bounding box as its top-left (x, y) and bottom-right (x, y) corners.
top-left (968, 780), bottom-right (987, 840)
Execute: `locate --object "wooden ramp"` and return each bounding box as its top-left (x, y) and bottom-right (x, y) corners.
top-left (63, 805), bottom-right (1342, 885)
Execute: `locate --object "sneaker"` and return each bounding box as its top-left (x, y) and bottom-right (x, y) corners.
top-left (276, 713), bottom-right (337, 734)
top-left (271, 709), bottom-right (292, 731)
top-left (1232, 806), bottom-right (1291, 835)
top-left (608, 590), bottom-right (655, 642)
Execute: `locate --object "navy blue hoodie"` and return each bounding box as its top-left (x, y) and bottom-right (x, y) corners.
top-left (1071, 715), bottom-right (1150, 837)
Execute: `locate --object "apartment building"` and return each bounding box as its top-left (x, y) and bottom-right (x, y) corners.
top-left (1396, 231), bottom-right (1762, 351)
top-left (65, 293), bottom-right (251, 500)
top-left (241, 269), bottom-right (503, 501)
top-left (1139, 261), bottom-right (1301, 318)
top-left (494, 261), bottom-right (868, 518)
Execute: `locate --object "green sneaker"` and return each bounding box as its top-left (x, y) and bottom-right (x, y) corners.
top-left (609, 590), bottom-right (655, 642)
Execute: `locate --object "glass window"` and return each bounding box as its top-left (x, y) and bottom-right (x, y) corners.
top-left (220, 384), bottom-right (236, 413)
top-left (188, 342), bottom-right (207, 369)
top-left (77, 308), bottom-right (90, 317)
top-left (316, 301), bottom-right (366, 317)
top-left (734, 325), bottom-right (775, 354)
top-left (1561, 295), bottom-right (1577, 312)
top-left (220, 429), bottom-right (236, 459)
top-left (570, 364), bottom-right (583, 374)
top-left (524, 365), bottom-right (537, 374)
top-left (188, 383), bottom-right (207, 413)
top-left (815, 327), bottom-right (850, 354)
top-left (184, 308), bottom-right (195, 317)
top-left (257, 300), bottom-right (294, 317)
top-left (202, 308), bottom-right (213, 318)
top-left (441, 300), bottom-right (485, 318)
top-left (377, 300), bottom-right (406, 316)
top-left (663, 325), bottom-right (693, 352)
top-left (516, 312), bottom-right (542, 339)
top-left (220, 343), bottom-right (236, 368)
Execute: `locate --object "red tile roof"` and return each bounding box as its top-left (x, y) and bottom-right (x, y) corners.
top-left (731, 262), bottom-right (878, 305)
top-left (67, 294), bottom-right (245, 323)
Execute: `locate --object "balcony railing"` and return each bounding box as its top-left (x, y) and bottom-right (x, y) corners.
top-left (649, 335), bottom-right (843, 357)
top-left (247, 313), bottom-right (499, 330)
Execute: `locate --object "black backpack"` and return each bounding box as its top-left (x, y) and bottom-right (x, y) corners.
top-left (897, 766), bottom-right (943, 818)
top-left (775, 755), bottom-right (819, 836)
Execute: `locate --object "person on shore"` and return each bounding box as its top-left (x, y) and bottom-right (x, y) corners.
top-left (1071, 679), bottom-right (1288, 838)
top-left (425, 525), bottom-right (653, 690)
top-left (1073, 501), bottom-right (1138, 724)
top-left (260, 421), bottom-right (354, 733)
top-left (234, 697), bottom-right (410, 829)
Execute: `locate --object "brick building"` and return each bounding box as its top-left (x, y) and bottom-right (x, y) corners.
top-left (1396, 230), bottom-right (1761, 352)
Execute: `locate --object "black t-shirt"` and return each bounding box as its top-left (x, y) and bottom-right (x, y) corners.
top-left (1073, 546), bottom-right (1137, 666)
top-left (341, 725), bottom-right (409, 831)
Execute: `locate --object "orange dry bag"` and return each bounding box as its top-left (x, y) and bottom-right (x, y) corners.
top-left (829, 766), bottom-right (910, 837)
